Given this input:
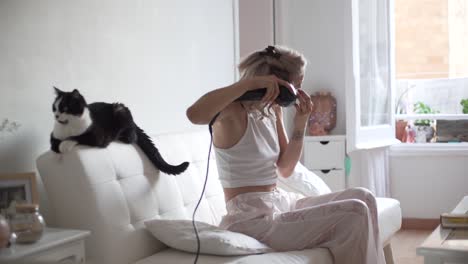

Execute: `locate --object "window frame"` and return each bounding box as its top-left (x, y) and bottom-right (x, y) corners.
top-left (392, 1), bottom-right (468, 147)
top-left (345, 0), bottom-right (400, 153)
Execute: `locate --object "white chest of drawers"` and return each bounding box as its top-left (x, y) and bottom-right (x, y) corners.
top-left (303, 135), bottom-right (346, 191)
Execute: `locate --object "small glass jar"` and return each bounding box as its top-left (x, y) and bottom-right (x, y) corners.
top-left (9, 204), bottom-right (45, 243)
top-left (0, 214), bottom-right (11, 248)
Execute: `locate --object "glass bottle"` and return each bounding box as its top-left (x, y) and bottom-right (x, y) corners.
top-left (9, 204), bottom-right (45, 243)
top-left (405, 124), bottom-right (416, 143)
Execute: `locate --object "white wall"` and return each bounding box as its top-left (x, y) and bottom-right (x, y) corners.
top-left (275, 0), bottom-right (347, 136)
top-left (390, 151), bottom-right (468, 218)
top-left (238, 0), bottom-right (274, 57)
top-left (0, 0), bottom-right (236, 220)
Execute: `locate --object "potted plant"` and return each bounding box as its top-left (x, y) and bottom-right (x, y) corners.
top-left (413, 102), bottom-right (438, 142)
top-left (461, 99), bottom-right (468, 114)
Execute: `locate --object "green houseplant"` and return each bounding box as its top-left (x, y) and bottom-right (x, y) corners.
top-left (461, 99), bottom-right (468, 114)
top-left (413, 101), bottom-right (438, 126)
top-left (413, 102), bottom-right (438, 142)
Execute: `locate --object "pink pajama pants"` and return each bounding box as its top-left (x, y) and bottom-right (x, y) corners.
top-left (219, 187), bottom-right (386, 264)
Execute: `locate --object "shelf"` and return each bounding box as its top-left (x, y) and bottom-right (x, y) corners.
top-left (396, 114), bottom-right (468, 121)
top-left (390, 142), bottom-right (468, 156)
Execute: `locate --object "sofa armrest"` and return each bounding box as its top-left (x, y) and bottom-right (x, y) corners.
top-left (376, 197), bottom-right (402, 244)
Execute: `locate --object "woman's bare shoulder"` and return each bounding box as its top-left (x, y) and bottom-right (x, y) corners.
top-left (212, 102), bottom-right (248, 149)
top-left (215, 102), bottom-right (245, 123)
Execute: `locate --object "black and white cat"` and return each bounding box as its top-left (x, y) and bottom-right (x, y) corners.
top-left (50, 87), bottom-right (189, 175)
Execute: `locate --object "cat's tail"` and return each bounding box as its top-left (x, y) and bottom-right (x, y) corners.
top-left (135, 126), bottom-right (189, 175)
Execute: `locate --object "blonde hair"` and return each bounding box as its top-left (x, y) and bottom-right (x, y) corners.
top-left (238, 45), bottom-right (307, 116)
top-left (239, 45), bottom-right (307, 82)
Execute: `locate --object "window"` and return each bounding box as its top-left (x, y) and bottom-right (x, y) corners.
top-left (345, 0), bottom-right (399, 152)
top-left (394, 0), bottom-right (468, 144)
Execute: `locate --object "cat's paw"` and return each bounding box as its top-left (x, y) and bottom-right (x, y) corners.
top-left (59, 140), bottom-right (78, 153)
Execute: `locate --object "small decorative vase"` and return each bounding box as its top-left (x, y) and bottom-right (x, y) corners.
top-left (9, 204), bottom-right (45, 244)
top-left (308, 91), bottom-right (337, 136)
top-left (0, 215), bottom-right (10, 248)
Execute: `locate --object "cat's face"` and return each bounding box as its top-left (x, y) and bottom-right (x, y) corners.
top-left (52, 87), bottom-right (87, 125)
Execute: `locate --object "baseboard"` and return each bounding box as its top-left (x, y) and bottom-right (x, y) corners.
top-left (401, 218), bottom-right (440, 230)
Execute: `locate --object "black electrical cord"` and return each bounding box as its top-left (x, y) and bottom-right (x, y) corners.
top-left (192, 112), bottom-right (220, 264)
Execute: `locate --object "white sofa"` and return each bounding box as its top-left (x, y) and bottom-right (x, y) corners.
top-left (36, 130), bottom-right (402, 264)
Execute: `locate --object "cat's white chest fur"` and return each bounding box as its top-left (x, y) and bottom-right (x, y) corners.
top-left (53, 108), bottom-right (92, 140)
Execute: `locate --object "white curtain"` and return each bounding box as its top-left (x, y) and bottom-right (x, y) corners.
top-left (356, 0), bottom-right (392, 196)
top-left (360, 147), bottom-right (390, 197)
top-left (359, 0), bottom-right (390, 126)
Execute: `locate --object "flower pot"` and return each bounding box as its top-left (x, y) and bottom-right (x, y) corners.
top-left (414, 125), bottom-right (434, 143)
top-left (395, 120), bottom-right (407, 142)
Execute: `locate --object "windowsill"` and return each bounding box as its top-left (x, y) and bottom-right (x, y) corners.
top-left (390, 142), bottom-right (468, 156)
top-left (396, 114), bottom-right (468, 120)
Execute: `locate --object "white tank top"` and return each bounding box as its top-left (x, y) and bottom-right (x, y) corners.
top-left (214, 110), bottom-right (280, 188)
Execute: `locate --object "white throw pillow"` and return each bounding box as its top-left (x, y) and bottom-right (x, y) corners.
top-left (278, 163), bottom-right (332, 196)
top-left (144, 219), bottom-right (273, 256)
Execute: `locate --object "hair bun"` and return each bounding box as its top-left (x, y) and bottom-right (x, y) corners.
top-left (259, 45), bottom-right (281, 59)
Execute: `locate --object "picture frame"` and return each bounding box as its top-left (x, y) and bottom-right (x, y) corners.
top-left (0, 172), bottom-right (39, 216)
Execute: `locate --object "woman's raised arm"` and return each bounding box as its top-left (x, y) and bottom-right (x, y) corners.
top-left (186, 75), bottom-right (290, 125)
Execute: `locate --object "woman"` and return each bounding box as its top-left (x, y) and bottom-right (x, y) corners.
top-left (186, 45), bottom-right (385, 264)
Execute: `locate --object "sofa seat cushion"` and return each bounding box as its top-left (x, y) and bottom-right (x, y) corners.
top-left (133, 248), bottom-right (333, 264)
top-left (376, 197), bottom-right (402, 243)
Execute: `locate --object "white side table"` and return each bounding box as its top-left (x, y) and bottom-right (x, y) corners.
top-left (303, 135), bottom-right (346, 191)
top-left (417, 196), bottom-right (468, 264)
top-left (0, 227), bottom-right (90, 264)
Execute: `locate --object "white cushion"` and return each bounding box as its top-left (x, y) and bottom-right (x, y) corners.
top-left (144, 219), bottom-right (272, 256)
top-left (278, 163), bottom-right (332, 196)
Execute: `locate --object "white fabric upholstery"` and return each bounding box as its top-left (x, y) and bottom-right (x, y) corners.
top-left (36, 129), bottom-right (402, 264)
top-left (377, 197), bottom-right (402, 244)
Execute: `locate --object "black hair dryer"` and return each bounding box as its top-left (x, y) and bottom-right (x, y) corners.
top-left (235, 85), bottom-right (297, 107)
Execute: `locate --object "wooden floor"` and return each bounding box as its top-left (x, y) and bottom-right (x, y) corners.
top-left (391, 229), bottom-right (433, 264)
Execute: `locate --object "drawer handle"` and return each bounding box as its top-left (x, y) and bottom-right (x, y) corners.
top-left (58, 255), bottom-right (77, 263)
top-left (321, 170), bottom-right (331, 174)
top-left (319, 141), bottom-right (329, 145)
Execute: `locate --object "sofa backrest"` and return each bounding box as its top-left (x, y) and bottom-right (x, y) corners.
top-left (36, 129), bottom-right (226, 264)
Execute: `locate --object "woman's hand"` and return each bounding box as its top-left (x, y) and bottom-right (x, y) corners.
top-left (272, 104), bottom-right (283, 119)
top-left (243, 75), bottom-right (295, 107)
top-left (293, 89), bottom-right (313, 129)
